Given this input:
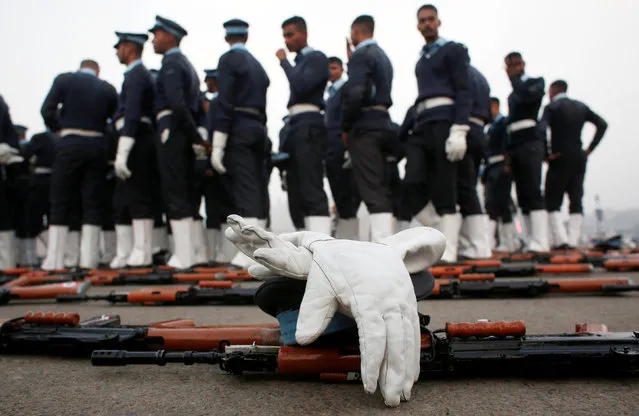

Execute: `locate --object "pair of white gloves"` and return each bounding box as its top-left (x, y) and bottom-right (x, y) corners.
top-left (114, 128), bottom-right (212, 180)
top-left (445, 124), bottom-right (470, 162)
top-left (224, 215), bottom-right (446, 407)
top-left (0, 143), bottom-right (24, 165)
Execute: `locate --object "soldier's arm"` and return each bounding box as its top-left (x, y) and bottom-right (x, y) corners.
top-left (214, 53), bottom-right (237, 136)
top-left (585, 106), bottom-right (608, 154)
top-left (280, 52), bottom-right (329, 97)
top-left (341, 52), bottom-right (371, 133)
top-left (121, 76), bottom-right (143, 139)
top-left (447, 44), bottom-right (471, 126)
top-left (40, 74), bottom-right (66, 132)
top-left (162, 59), bottom-right (201, 142)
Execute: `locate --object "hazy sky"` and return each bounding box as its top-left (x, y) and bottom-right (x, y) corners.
top-left (1, 0), bottom-right (638, 218)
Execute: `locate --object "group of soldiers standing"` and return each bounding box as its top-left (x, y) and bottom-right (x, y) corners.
top-left (0, 5), bottom-right (608, 271)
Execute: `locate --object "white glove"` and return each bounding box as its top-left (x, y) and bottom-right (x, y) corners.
top-left (210, 131), bottom-right (228, 174)
top-left (0, 143), bottom-right (24, 165)
top-left (114, 136), bottom-right (135, 180)
top-left (197, 126), bottom-right (208, 142)
top-left (342, 150), bottom-right (352, 169)
top-left (192, 143), bottom-right (208, 159)
top-left (445, 124), bottom-right (469, 162)
top-left (224, 214), bottom-right (447, 407)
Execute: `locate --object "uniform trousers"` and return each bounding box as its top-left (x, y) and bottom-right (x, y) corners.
top-left (545, 150), bottom-right (587, 214)
top-left (49, 136), bottom-right (107, 226)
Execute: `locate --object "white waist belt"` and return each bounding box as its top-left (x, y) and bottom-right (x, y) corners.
top-left (507, 119), bottom-right (537, 133)
top-left (487, 154), bottom-right (505, 164)
top-left (416, 96), bottom-right (455, 113)
top-left (60, 128), bottom-right (102, 138)
top-left (34, 167), bottom-right (52, 174)
top-left (288, 104), bottom-right (320, 116)
top-left (115, 116), bottom-right (153, 131)
top-left (469, 117), bottom-right (485, 126)
top-left (156, 109), bottom-right (173, 121)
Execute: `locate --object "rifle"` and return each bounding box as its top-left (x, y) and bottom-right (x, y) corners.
top-left (3, 270), bottom-right (88, 287)
top-left (603, 259), bottom-right (639, 272)
top-left (429, 262), bottom-right (593, 278)
top-left (0, 268), bottom-right (32, 284)
top-left (91, 318), bottom-right (639, 379)
top-left (0, 281), bottom-right (92, 305)
top-left (86, 268), bottom-right (252, 286)
top-left (55, 280), bottom-right (256, 306)
top-left (0, 311), bottom-right (280, 356)
top-left (430, 274), bottom-right (639, 299)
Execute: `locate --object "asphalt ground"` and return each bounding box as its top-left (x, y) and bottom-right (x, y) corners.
top-left (1, 271), bottom-right (638, 416)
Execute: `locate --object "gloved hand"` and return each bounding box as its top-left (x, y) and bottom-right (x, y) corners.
top-left (445, 124), bottom-right (469, 162)
top-left (224, 215), bottom-right (446, 407)
top-left (114, 136), bottom-right (135, 180)
top-left (210, 131), bottom-right (228, 174)
top-left (0, 143), bottom-right (24, 165)
top-left (192, 143), bottom-right (208, 159)
top-left (197, 127), bottom-right (209, 142)
top-left (342, 150), bottom-right (352, 169)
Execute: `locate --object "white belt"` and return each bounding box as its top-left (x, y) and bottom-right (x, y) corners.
top-left (288, 104), bottom-right (320, 117)
top-left (416, 96), bottom-right (454, 113)
top-left (156, 109), bottom-right (173, 121)
top-left (115, 116), bottom-right (153, 131)
top-left (34, 167), bottom-right (52, 174)
top-left (469, 117), bottom-right (485, 127)
top-left (487, 154), bottom-right (505, 164)
top-left (507, 119), bottom-right (537, 133)
top-left (59, 129), bottom-right (102, 138)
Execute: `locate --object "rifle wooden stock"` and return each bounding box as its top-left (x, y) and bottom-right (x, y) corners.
top-left (429, 262), bottom-right (593, 278)
top-left (0, 281), bottom-right (92, 304)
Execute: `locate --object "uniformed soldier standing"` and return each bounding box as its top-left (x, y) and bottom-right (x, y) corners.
top-left (276, 16), bottom-right (331, 234)
top-left (483, 97), bottom-right (518, 252)
top-left (504, 51), bottom-right (548, 252)
top-left (410, 5), bottom-right (471, 262)
top-left (341, 15), bottom-right (395, 242)
top-left (20, 129), bottom-right (57, 266)
top-left (457, 64), bottom-right (492, 260)
top-left (0, 96), bottom-right (24, 269)
top-left (542, 80), bottom-right (608, 249)
top-left (9, 125), bottom-right (31, 266)
top-left (324, 56), bottom-right (361, 239)
top-left (149, 16), bottom-right (203, 269)
top-left (111, 32), bottom-right (157, 268)
top-left (202, 69), bottom-right (234, 264)
top-left (40, 60), bottom-right (118, 270)
top-left (209, 19), bottom-right (270, 266)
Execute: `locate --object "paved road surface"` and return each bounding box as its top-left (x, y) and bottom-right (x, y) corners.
top-left (1, 273), bottom-right (638, 416)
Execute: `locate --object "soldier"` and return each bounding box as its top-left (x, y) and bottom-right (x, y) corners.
top-left (40, 59), bottom-right (118, 270)
top-left (277, 16), bottom-right (331, 234)
top-left (209, 19), bottom-right (270, 266)
top-left (110, 31), bottom-right (157, 268)
top-left (324, 56), bottom-right (360, 239)
top-left (503, 51), bottom-right (548, 252)
top-left (149, 16), bottom-right (203, 269)
top-left (0, 95), bottom-right (23, 269)
top-left (543, 80), bottom-right (608, 249)
top-left (9, 125), bottom-right (30, 266)
top-left (20, 129), bottom-right (57, 266)
top-left (410, 4), bottom-right (471, 262)
top-left (457, 63), bottom-right (492, 260)
top-left (342, 15), bottom-right (395, 241)
top-left (483, 97), bottom-right (518, 252)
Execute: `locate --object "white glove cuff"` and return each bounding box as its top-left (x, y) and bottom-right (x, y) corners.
top-left (197, 127), bottom-right (208, 141)
top-left (212, 131), bottom-right (228, 148)
top-left (450, 124), bottom-right (470, 133)
top-left (117, 136), bottom-right (135, 154)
